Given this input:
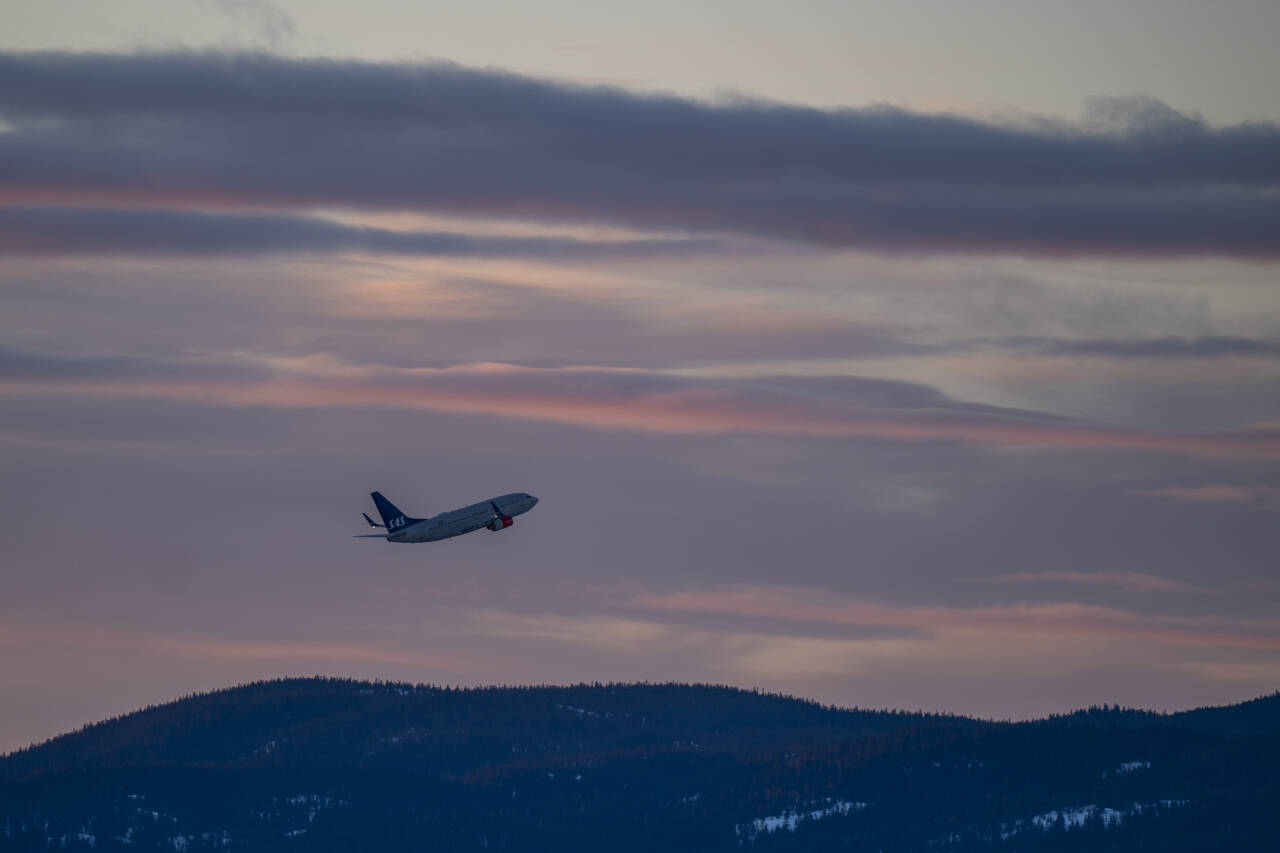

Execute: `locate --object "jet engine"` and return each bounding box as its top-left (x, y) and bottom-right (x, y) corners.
top-left (488, 515), bottom-right (513, 531)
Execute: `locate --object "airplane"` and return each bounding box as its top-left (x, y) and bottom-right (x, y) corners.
top-left (356, 490), bottom-right (539, 543)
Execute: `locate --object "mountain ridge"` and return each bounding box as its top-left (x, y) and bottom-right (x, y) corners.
top-left (1, 679), bottom-right (971, 780)
top-left (2, 678), bottom-right (1276, 851)
top-left (10, 677), bottom-right (1279, 764)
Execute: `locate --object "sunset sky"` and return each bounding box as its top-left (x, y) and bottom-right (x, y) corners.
top-left (2, 0), bottom-right (1279, 752)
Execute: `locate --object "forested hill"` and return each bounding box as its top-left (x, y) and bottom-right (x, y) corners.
top-left (0, 679), bottom-right (958, 779)
top-left (2, 679), bottom-right (1277, 851)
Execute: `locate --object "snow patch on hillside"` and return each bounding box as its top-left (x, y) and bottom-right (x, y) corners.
top-left (1118, 760), bottom-right (1150, 773)
top-left (1032, 806), bottom-right (1124, 830)
top-left (1102, 760), bottom-right (1151, 777)
top-left (736, 799), bottom-right (866, 841)
top-left (279, 793), bottom-right (347, 824)
top-left (1000, 800), bottom-right (1189, 839)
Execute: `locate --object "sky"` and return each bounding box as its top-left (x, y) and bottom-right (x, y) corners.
top-left (1, 0), bottom-right (1278, 752)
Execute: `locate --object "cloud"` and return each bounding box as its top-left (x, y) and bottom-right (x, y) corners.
top-left (3, 347), bottom-right (1280, 458)
top-left (0, 206), bottom-right (723, 259)
top-left (1132, 484), bottom-right (1280, 506)
top-left (1, 52), bottom-right (1278, 257)
top-left (1082, 95), bottom-right (1210, 137)
top-left (206, 0), bottom-right (295, 48)
top-left (631, 585), bottom-right (1280, 652)
top-left (968, 570), bottom-right (1199, 593)
top-left (0, 618), bottom-right (490, 693)
top-left (1, 255), bottom-right (938, 371)
top-left (985, 336), bottom-right (1280, 359)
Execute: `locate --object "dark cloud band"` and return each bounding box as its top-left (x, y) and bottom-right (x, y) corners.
top-left (1, 52), bottom-right (1278, 257)
top-left (1, 52), bottom-right (1277, 188)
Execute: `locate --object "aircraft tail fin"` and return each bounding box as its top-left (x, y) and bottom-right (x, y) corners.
top-left (371, 491), bottom-right (410, 529)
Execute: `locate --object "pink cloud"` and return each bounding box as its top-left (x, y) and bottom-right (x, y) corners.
top-left (4, 356), bottom-right (1280, 458)
top-left (1131, 484), bottom-right (1280, 505)
top-left (631, 585), bottom-right (1280, 652)
top-left (0, 620), bottom-right (492, 679)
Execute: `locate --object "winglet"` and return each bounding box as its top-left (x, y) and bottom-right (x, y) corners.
top-left (363, 512), bottom-right (383, 528)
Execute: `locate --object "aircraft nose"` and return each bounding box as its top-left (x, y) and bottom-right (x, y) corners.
top-left (530, 495), bottom-right (539, 507)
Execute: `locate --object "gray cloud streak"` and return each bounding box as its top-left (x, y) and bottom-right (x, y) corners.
top-left (983, 336), bottom-right (1280, 359)
top-left (4, 347), bottom-right (1280, 458)
top-left (0, 52), bottom-right (1277, 257)
top-left (208, 0), bottom-right (295, 48)
top-left (0, 206), bottom-right (722, 259)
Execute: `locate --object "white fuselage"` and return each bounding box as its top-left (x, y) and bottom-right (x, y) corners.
top-left (385, 493), bottom-right (538, 543)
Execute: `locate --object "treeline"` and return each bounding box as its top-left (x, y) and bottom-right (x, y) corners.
top-left (0, 678), bottom-right (959, 781)
top-left (0, 679), bottom-right (1276, 851)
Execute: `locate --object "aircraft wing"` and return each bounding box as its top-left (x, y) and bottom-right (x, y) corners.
top-left (352, 534), bottom-right (387, 538)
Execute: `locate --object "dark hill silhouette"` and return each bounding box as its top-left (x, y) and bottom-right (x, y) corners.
top-left (1, 679), bottom-right (1276, 851)
top-left (0, 680), bottom-right (962, 780)
top-left (1034, 691), bottom-right (1280, 737)
top-left (1170, 689), bottom-right (1280, 736)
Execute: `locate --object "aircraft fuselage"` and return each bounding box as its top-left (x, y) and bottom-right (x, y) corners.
top-left (376, 492), bottom-right (538, 543)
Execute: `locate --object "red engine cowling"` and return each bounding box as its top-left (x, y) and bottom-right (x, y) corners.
top-left (488, 515), bottom-right (513, 531)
